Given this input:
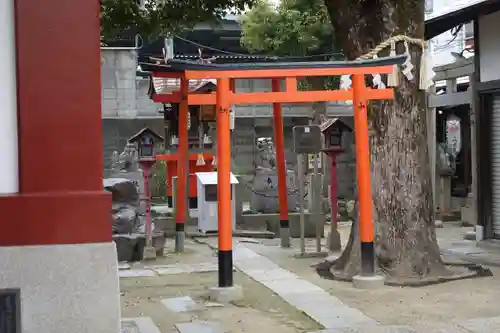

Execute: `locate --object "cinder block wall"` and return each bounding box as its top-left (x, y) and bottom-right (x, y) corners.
top-left (102, 117), bottom-right (356, 200)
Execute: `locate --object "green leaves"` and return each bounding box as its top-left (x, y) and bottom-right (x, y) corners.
top-left (100, 0), bottom-right (258, 40)
top-left (240, 0), bottom-right (335, 57)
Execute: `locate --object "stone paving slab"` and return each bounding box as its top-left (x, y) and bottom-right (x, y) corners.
top-left (232, 244), bottom-right (377, 329)
top-left (175, 320), bottom-right (224, 333)
top-left (153, 262), bottom-right (217, 275)
top-left (455, 316), bottom-right (500, 332)
top-left (243, 267), bottom-right (298, 282)
top-left (161, 296), bottom-right (201, 313)
top-left (122, 317), bottom-right (161, 333)
top-left (260, 278), bottom-right (324, 294)
top-left (119, 269), bottom-right (157, 278)
top-left (310, 326), bottom-right (416, 333)
top-left (411, 322), bottom-right (473, 333)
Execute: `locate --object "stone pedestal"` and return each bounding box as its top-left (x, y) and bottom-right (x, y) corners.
top-left (306, 173), bottom-right (325, 212)
top-left (209, 285), bottom-right (243, 302)
top-left (461, 194), bottom-right (476, 226)
top-left (327, 230), bottom-right (342, 251)
top-left (352, 275), bottom-right (385, 289)
top-left (440, 170), bottom-right (453, 216)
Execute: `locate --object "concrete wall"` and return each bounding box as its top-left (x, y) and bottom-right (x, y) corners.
top-left (102, 117), bottom-right (356, 200)
top-left (478, 11), bottom-right (500, 83)
top-left (101, 49), bottom-right (158, 118)
top-left (101, 48), bottom-right (353, 119)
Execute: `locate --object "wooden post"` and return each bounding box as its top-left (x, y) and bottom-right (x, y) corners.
top-left (352, 74), bottom-right (375, 276)
top-left (216, 77), bottom-right (233, 287)
top-left (175, 78), bottom-right (189, 252)
top-left (469, 77), bottom-right (478, 227)
top-left (272, 78), bottom-right (291, 248)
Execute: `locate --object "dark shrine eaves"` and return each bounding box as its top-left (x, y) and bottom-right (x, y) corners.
top-left (140, 54), bottom-right (406, 73)
top-left (128, 127), bottom-right (164, 144)
top-left (320, 118), bottom-right (352, 133)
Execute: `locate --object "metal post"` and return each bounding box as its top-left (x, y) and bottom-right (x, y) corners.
top-left (313, 152), bottom-right (321, 253)
top-left (298, 153), bottom-right (306, 255)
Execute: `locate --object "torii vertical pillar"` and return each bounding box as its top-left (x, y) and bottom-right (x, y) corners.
top-left (0, 0), bottom-right (121, 332)
top-left (210, 77), bottom-right (243, 302)
top-left (272, 78), bottom-right (291, 248)
top-left (175, 78), bottom-right (189, 252)
top-left (351, 74), bottom-right (384, 289)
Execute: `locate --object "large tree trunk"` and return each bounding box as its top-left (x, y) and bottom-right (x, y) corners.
top-left (320, 0), bottom-right (451, 284)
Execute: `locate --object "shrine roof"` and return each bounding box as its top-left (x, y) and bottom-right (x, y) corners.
top-left (128, 127), bottom-right (164, 143)
top-left (140, 55), bottom-right (406, 73)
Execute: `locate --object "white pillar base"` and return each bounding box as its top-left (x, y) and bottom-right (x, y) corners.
top-left (0, 242), bottom-right (121, 333)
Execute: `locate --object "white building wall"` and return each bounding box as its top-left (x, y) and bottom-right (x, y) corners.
top-left (478, 10), bottom-right (500, 83)
top-left (426, 0), bottom-right (478, 68)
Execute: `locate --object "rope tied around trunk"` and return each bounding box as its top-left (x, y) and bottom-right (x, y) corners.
top-left (342, 35), bottom-right (433, 91)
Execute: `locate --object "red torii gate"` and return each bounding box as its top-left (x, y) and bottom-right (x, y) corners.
top-left (143, 56), bottom-right (405, 290)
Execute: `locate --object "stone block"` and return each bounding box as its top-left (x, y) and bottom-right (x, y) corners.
top-left (119, 269), bottom-right (156, 278)
top-left (113, 234), bottom-right (146, 262)
top-left (152, 233), bottom-right (166, 256)
top-left (209, 285), bottom-right (243, 303)
top-left (113, 232), bottom-right (164, 261)
top-left (161, 296), bottom-right (201, 313)
top-left (464, 230), bottom-right (476, 240)
top-left (243, 212), bottom-right (324, 238)
top-left (102, 88), bottom-right (118, 99)
top-left (352, 275), bottom-right (385, 289)
top-left (461, 205), bottom-right (476, 226)
top-left (142, 246), bottom-right (156, 260)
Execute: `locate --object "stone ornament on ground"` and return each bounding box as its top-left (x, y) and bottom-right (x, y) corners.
top-left (250, 137), bottom-right (299, 213)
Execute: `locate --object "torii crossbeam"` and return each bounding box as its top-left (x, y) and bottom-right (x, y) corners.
top-left (143, 55), bottom-right (406, 291)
